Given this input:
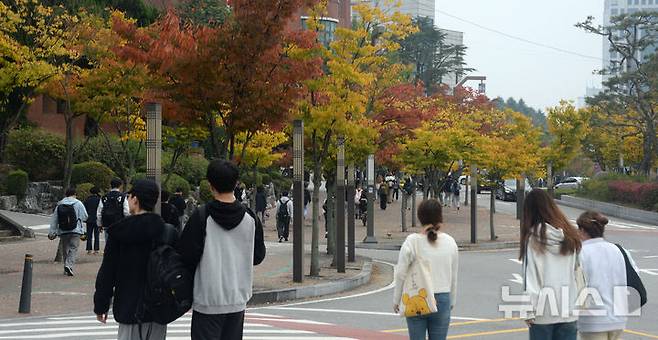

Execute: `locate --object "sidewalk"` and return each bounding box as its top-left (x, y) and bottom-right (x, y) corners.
top-left (261, 192), bottom-right (521, 250)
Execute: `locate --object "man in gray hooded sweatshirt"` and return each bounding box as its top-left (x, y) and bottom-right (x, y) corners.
top-left (49, 188), bottom-right (88, 276)
top-left (177, 160), bottom-right (266, 340)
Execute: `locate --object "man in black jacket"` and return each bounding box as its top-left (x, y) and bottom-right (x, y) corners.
top-left (94, 180), bottom-right (168, 340)
top-left (83, 187), bottom-right (101, 255)
top-left (177, 160), bottom-right (266, 340)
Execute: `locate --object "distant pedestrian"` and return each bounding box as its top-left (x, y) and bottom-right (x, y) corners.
top-left (276, 192), bottom-right (293, 242)
top-left (450, 179), bottom-right (460, 210)
top-left (169, 187), bottom-right (187, 222)
top-left (177, 160), bottom-right (266, 340)
top-left (393, 199), bottom-right (458, 340)
top-left (234, 181), bottom-right (244, 203)
top-left (393, 178), bottom-right (400, 201)
top-left (520, 188), bottom-right (582, 340)
top-left (442, 177), bottom-right (453, 207)
top-left (304, 185), bottom-right (311, 219)
top-left (161, 191), bottom-right (181, 232)
top-left (94, 179), bottom-right (168, 339)
top-left (49, 188), bottom-right (88, 276)
top-left (255, 186), bottom-right (267, 222)
top-left (354, 187), bottom-right (364, 218)
top-left (83, 187), bottom-right (101, 255)
top-left (97, 178), bottom-right (130, 241)
top-left (378, 182), bottom-right (389, 210)
top-left (577, 211), bottom-right (639, 340)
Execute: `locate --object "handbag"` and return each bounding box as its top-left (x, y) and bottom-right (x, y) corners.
top-left (615, 243), bottom-right (647, 309)
top-left (399, 236), bottom-right (438, 317)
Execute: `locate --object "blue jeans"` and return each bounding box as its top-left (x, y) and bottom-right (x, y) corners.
top-left (529, 321), bottom-right (577, 340)
top-left (406, 293), bottom-right (451, 340)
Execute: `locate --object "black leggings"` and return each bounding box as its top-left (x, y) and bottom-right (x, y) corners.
top-left (86, 222), bottom-right (100, 251)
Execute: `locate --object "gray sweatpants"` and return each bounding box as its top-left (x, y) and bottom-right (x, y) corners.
top-left (60, 234), bottom-right (79, 270)
top-left (118, 323), bottom-right (167, 340)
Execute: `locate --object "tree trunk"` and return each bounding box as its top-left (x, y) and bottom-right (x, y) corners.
top-left (310, 163), bottom-right (321, 276)
top-left (640, 120), bottom-right (657, 176)
top-left (63, 115), bottom-right (75, 190)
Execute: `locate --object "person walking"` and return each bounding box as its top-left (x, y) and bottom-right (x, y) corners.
top-left (393, 199), bottom-right (458, 340)
top-left (169, 187), bottom-right (187, 225)
top-left (577, 211), bottom-right (637, 340)
top-left (94, 179), bottom-right (168, 339)
top-left (97, 178), bottom-right (130, 241)
top-left (303, 184), bottom-right (311, 219)
top-left (520, 188), bottom-right (582, 340)
top-left (275, 192), bottom-right (293, 242)
top-left (49, 188), bottom-right (88, 276)
top-left (83, 187), bottom-right (101, 255)
top-left (354, 186), bottom-right (363, 219)
top-left (378, 182), bottom-right (389, 210)
top-left (442, 177), bottom-right (453, 207)
top-left (160, 191), bottom-right (181, 232)
top-left (450, 179), bottom-right (460, 211)
top-left (393, 178), bottom-right (400, 201)
top-left (177, 160), bottom-right (266, 340)
top-left (255, 186), bottom-right (267, 222)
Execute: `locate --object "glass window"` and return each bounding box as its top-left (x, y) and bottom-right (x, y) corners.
top-left (612, 8), bottom-right (619, 15)
top-left (635, 0), bottom-right (639, 4)
top-left (628, 0), bottom-right (633, 4)
top-left (642, 0), bottom-right (647, 5)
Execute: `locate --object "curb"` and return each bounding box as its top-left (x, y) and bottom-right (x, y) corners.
top-left (355, 241), bottom-right (519, 251)
top-left (557, 195), bottom-right (658, 226)
top-left (248, 258), bottom-right (372, 305)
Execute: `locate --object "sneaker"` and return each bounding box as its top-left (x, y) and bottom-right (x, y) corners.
top-left (284, 238), bottom-right (288, 242)
top-left (93, 251), bottom-right (99, 255)
top-left (64, 267), bottom-right (74, 277)
top-left (87, 250), bottom-right (92, 255)
top-left (278, 237), bottom-right (283, 243)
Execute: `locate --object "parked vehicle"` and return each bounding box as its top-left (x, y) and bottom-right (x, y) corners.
top-left (495, 179), bottom-right (532, 201)
top-left (554, 176), bottom-right (588, 190)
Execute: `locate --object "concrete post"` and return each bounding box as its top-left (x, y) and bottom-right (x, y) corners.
top-left (347, 163), bottom-right (355, 262)
top-left (470, 164), bottom-right (477, 244)
top-left (363, 155), bottom-right (377, 243)
top-left (145, 103), bottom-right (162, 214)
top-left (18, 254), bottom-right (33, 313)
top-left (292, 120), bottom-right (304, 283)
top-left (336, 138), bottom-right (346, 273)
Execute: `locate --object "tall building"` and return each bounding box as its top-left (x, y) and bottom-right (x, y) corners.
top-left (356, 0), bottom-right (434, 21)
top-left (603, 0), bottom-right (658, 81)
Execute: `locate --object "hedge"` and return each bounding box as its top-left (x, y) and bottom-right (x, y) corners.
top-left (162, 173), bottom-right (191, 197)
top-left (6, 170), bottom-right (28, 199)
top-left (199, 180), bottom-right (213, 203)
top-left (608, 180), bottom-right (658, 211)
top-left (5, 129), bottom-right (65, 181)
top-left (75, 182), bottom-right (95, 202)
top-left (71, 161), bottom-right (116, 190)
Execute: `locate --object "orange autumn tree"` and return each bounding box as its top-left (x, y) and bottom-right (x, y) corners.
top-left (113, 0), bottom-right (322, 160)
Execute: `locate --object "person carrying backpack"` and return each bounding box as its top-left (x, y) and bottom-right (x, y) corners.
top-left (94, 180), bottom-right (174, 340)
top-left (177, 160), bottom-right (266, 340)
top-left (276, 192), bottom-right (293, 242)
top-left (97, 178), bottom-right (130, 241)
top-left (450, 179), bottom-right (461, 211)
top-left (83, 187), bottom-right (102, 255)
top-left (161, 191), bottom-right (181, 232)
top-left (49, 188), bottom-right (88, 277)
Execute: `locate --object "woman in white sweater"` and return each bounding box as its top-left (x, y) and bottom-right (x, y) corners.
top-left (577, 210), bottom-right (636, 340)
top-left (520, 189), bottom-right (582, 340)
top-left (393, 199), bottom-right (459, 340)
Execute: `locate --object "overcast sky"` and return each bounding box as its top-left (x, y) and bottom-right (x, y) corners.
top-left (435, 0), bottom-right (604, 111)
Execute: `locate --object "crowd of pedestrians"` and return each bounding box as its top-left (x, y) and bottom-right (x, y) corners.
top-left (42, 162), bottom-right (647, 340)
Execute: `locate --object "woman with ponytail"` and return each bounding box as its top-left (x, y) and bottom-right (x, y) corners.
top-left (393, 199), bottom-right (459, 340)
top-left (520, 188), bottom-right (582, 340)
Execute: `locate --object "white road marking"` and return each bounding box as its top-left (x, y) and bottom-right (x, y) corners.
top-left (509, 273), bottom-right (523, 285)
top-left (509, 259), bottom-right (522, 265)
top-left (639, 269), bottom-right (658, 276)
top-left (27, 224), bottom-right (50, 230)
top-left (262, 307), bottom-right (484, 321)
top-left (33, 291), bottom-right (88, 296)
top-left (644, 256), bottom-right (658, 259)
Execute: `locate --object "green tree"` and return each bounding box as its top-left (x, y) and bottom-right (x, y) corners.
top-left (44, 0), bottom-right (158, 26)
top-left (398, 16), bottom-right (472, 95)
top-left (577, 11), bottom-right (658, 175)
top-left (494, 97), bottom-right (548, 132)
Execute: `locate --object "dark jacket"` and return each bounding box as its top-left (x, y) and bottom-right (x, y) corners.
top-left (83, 195), bottom-right (101, 224)
top-left (93, 213), bottom-right (165, 324)
top-left (169, 195), bottom-right (186, 217)
top-left (161, 202), bottom-right (181, 231)
top-left (177, 200), bottom-right (266, 275)
top-left (255, 192), bottom-right (267, 212)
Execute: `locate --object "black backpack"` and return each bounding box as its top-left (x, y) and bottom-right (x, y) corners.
top-left (277, 199), bottom-right (290, 222)
top-left (451, 181), bottom-right (460, 194)
top-left (57, 204), bottom-right (78, 231)
top-left (137, 223), bottom-right (193, 326)
top-left (101, 191), bottom-right (125, 227)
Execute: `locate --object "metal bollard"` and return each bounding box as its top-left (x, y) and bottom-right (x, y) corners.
top-left (18, 254), bottom-right (33, 313)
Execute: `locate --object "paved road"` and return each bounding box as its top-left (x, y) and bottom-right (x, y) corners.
top-left (1, 198), bottom-right (657, 339)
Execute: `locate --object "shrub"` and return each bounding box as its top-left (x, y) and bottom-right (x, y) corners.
top-left (199, 180), bottom-right (213, 203)
top-left (554, 187), bottom-right (577, 199)
top-left (0, 163), bottom-right (15, 195)
top-left (75, 136), bottom-right (146, 180)
top-left (71, 161), bottom-right (116, 190)
top-left (577, 178), bottom-right (611, 202)
top-left (75, 182), bottom-right (95, 202)
top-left (162, 173), bottom-right (191, 197)
top-left (163, 154), bottom-right (209, 186)
top-left (5, 129), bottom-right (65, 180)
top-left (6, 170), bottom-right (28, 199)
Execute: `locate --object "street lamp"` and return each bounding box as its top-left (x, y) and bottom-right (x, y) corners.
top-left (146, 102), bottom-right (162, 214)
top-left (363, 154), bottom-right (377, 243)
top-left (336, 137), bottom-right (345, 273)
top-left (292, 120), bottom-right (304, 283)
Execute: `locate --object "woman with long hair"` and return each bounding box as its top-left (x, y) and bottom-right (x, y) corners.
top-left (520, 188), bottom-right (582, 340)
top-left (577, 211), bottom-right (636, 340)
top-left (393, 199), bottom-right (459, 340)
